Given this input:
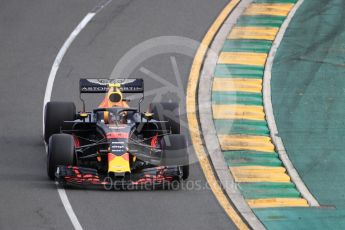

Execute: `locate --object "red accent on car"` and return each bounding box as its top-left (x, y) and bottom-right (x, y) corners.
top-left (106, 132), bottom-right (129, 139)
top-left (131, 167), bottom-right (173, 185)
top-left (150, 133), bottom-right (158, 147)
top-left (122, 152), bottom-right (130, 161)
top-left (108, 153), bottom-right (129, 161)
top-left (73, 136), bottom-right (81, 148)
top-left (108, 153), bottom-right (115, 162)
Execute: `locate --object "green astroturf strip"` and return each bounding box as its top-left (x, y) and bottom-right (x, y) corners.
top-left (214, 64), bottom-right (264, 79)
top-left (212, 91), bottom-right (263, 106)
top-left (238, 182), bottom-right (301, 199)
top-left (224, 150), bottom-right (277, 155)
top-left (241, 187), bottom-right (301, 199)
top-left (212, 91), bottom-right (263, 99)
top-left (226, 158), bottom-right (282, 167)
top-left (214, 119), bottom-right (269, 129)
top-left (240, 182), bottom-right (297, 189)
top-left (214, 119), bottom-right (269, 135)
top-left (224, 150), bottom-right (279, 158)
top-left (254, 0), bottom-right (297, 3)
top-left (223, 151), bottom-right (282, 167)
top-left (216, 64), bottom-right (264, 71)
top-left (222, 39), bottom-right (273, 53)
top-left (237, 15), bottom-right (286, 28)
top-left (224, 151), bottom-right (282, 167)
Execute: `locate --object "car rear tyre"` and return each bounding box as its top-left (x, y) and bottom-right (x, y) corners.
top-left (161, 134), bottom-right (189, 180)
top-left (150, 102), bottom-right (180, 134)
top-left (47, 134), bottom-right (75, 180)
top-left (44, 102), bottom-right (76, 143)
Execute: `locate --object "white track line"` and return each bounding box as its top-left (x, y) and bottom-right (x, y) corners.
top-left (263, 0), bottom-right (320, 207)
top-left (56, 182), bottom-right (83, 230)
top-left (42, 1), bottom-right (112, 229)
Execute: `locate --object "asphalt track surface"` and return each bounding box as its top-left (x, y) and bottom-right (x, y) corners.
top-left (0, 1), bottom-right (238, 229)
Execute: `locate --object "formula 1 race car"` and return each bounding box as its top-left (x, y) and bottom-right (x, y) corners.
top-left (44, 78), bottom-right (189, 189)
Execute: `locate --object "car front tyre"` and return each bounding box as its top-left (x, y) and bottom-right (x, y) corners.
top-left (47, 134), bottom-right (75, 180)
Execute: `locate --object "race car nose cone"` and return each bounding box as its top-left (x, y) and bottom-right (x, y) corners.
top-left (108, 153), bottom-right (131, 173)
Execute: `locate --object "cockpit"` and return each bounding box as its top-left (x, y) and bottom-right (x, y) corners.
top-left (94, 108), bottom-right (141, 125)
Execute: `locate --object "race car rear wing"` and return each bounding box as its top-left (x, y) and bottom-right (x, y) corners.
top-left (79, 78), bottom-right (144, 93)
top-left (79, 78), bottom-right (145, 112)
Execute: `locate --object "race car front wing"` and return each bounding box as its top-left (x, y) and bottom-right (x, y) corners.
top-left (55, 165), bottom-right (182, 190)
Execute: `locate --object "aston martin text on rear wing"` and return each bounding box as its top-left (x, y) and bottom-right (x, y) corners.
top-left (80, 78), bottom-right (144, 94)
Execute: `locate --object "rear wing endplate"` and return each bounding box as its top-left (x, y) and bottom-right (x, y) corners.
top-left (79, 78), bottom-right (144, 94)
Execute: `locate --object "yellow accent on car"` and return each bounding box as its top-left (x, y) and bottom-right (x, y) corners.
top-left (103, 111), bottom-right (109, 124)
top-left (109, 83), bottom-right (121, 88)
top-left (144, 112), bottom-right (154, 120)
top-left (108, 154), bottom-right (131, 173)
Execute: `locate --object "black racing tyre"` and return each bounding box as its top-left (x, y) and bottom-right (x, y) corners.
top-left (47, 134), bottom-right (75, 180)
top-left (44, 102), bottom-right (76, 143)
top-left (161, 134), bottom-right (189, 180)
top-left (150, 102), bottom-right (180, 134)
